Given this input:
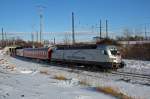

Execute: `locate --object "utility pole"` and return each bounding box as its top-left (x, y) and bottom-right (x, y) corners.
top-left (91, 25), bottom-right (94, 33)
top-left (31, 32), bottom-right (34, 43)
top-left (5, 32), bottom-right (7, 40)
top-left (1, 28), bottom-right (4, 47)
top-left (31, 32), bottom-right (34, 48)
top-left (96, 20), bottom-right (103, 40)
top-left (5, 32), bottom-right (7, 46)
top-left (72, 12), bottom-right (75, 44)
top-left (2, 28), bottom-right (4, 41)
top-left (53, 37), bottom-right (55, 45)
top-left (100, 20), bottom-right (102, 39)
top-left (40, 13), bottom-right (43, 43)
top-left (106, 20), bottom-right (108, 38)
top-left (36, 31), bottom-right (38, 42)
top-left (145, 24), bottom-right (147, 40)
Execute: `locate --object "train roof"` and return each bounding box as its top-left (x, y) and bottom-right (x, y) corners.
top-left (23, 47), bottom-right (49, 51)
top-left (55, 44), bottom-right (97, 50)
top-left (22, 44), bottom-right (118, 50)
top-left (55, 44), bottom-right (116, 50)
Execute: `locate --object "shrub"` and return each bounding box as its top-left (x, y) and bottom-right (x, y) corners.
top-left (79, 80), bottom-right (90, 86)
top-left (96, 86), bottom-right (133, 99)
top-left (53, 75), bottom-right (68, 80)
top-left (40, 69), bottom-right (49, 75)
top-left (121, 43), bottom-right (150, 61)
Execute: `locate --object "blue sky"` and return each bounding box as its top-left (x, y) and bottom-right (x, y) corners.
top-left (0, 0), bottom-right (150, 42)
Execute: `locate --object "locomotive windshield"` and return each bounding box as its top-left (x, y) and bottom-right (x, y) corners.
top-left (109, 47), bottom-right (120, 56)
top-left (110, 50), bottom-right (118, 55)
top-left (97, 45), bottom-right (120, 56)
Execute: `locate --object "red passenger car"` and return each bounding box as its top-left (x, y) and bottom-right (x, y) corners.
top-left (23, 48), bottom-right (52, 60)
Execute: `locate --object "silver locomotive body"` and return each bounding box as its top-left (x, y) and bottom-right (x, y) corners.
top-left (51, 44), bottom-right (124, 68)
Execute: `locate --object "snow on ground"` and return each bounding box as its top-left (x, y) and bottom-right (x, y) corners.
top-left (0, 51), bottom-right (114, 99)
top-left (0, 71), bottom-right (114, 99)
top-left (119, 59), bottom-right (150, 75)
top-left (0, 50), bottom-right (150, 99)
top-left (124, 59), bottom-right (150, 69)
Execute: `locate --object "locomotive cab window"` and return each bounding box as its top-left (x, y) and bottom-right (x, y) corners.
top-left (101, 50), bottom-right (108, 55)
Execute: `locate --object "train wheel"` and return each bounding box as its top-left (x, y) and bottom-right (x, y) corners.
top-left (36, 59), bottom-right (41, 63)
top-left (67, 63), bottom-right (75, 71)
top-left (91, 65), bottom-right (99, 71)
top-left (85, 65), bottom-right (92, 71)
top-left (112, 63), bottom-right (118, 71)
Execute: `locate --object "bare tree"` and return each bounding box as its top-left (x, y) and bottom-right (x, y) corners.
top-left (63, 33), bottom-right (71, 45)
top-left (123, 28), bottom-right (132, 40)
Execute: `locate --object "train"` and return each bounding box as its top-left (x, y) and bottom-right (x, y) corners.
top-left (10, 44), bottom-right (125, 69)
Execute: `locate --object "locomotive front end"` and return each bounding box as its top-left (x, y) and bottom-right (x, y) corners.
top-left (107, 46), bottom-right (125, 68)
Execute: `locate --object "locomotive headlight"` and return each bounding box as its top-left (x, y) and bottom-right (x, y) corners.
top-left (110, 58), bottom-right (116, 62)
top-left (110, 58), bottom-right (116, 60)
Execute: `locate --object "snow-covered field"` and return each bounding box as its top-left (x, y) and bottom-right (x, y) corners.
top-left (0, 50), bottom-right (150, 99)
top-left (120, 59), bottom-right (150, 75)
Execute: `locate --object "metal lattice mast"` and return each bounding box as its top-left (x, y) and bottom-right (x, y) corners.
top-left (37, 5), bottom-right (45, 43)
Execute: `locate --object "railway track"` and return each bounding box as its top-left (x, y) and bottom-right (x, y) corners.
top-left (111, 71), bottom-right (150, 80)
top-left (47, 62), bottom-right (150, 81)
top-left (54, 64), bottom-right (150, 85)
top-left (55, 64), bottom-right (150, 79)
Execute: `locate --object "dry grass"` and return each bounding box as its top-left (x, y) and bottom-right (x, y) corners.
top-left (40, 69), bottom-right (49, 75)
top-left (0, 59), bottom-right (8, 64)
top-left (53, 75), bottom-right (68, 80)
top-left (96, 86), bottom-right (133, 99)
top-left (79, 79), bottom-right (90, 86)
top-left (0, 59), bottom-right (4, 61)
top-left (6, 64), bottom-right (16, 71)
top-left (78, 79), bottom-right (136, 99)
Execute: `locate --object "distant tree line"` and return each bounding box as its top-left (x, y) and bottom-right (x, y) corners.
top-left (120, 43), bottom-right (150, 61)
top-left (116, 35), bottom-right (144, 41)
top-left (0, 39), bottom-right (43, 48)
top-left (116, 28), bottom-right (149, 41)
top-left (115, 28), bottom-right (150, 60)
